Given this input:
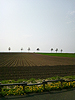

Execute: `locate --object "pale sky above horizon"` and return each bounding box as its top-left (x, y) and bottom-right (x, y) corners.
top-left (0, 0), bottom-right (75, 53)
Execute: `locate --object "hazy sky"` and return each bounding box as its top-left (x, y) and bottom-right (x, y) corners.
top-left (0, 0), bottom-right (75, 53)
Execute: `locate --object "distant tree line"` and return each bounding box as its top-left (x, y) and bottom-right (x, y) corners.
top-left (51, 48), bottom-right (63, 53)
top-left (8, 47), bottom-right (40, 52)
top-left (8, 47), bottom-right (63, 53)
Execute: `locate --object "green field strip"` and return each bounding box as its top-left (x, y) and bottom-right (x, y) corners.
top-left (38, 53), bottom-right (75, 58)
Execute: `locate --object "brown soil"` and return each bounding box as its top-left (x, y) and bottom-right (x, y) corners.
top-left (0, 53), bottom-right (75, 80)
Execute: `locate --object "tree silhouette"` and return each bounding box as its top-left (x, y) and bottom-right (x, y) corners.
top-left (37, 48), bottom-right (40, 51)
top-left (8, 47), bottom-right (11, 51)
top-left (28, 47), bottom-right (30, 52)
top-left (55, 48), bottom-right (58, 53)
top-left (61, 49), bottom-right (63, 53)
top-left (21, 48), bottom-right (23, 52)
top-left (51, 48), bottom-right (53, 52)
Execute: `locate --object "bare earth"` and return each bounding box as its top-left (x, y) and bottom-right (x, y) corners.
top-left (0, 53), bottom-right (75, 67)
top-left (0, 53), bottom-right (75, 80)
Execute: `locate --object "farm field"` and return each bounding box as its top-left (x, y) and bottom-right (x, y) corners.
top-left (38, 53), bottom-right (75, 58)
top-left (0, 52), bottom-right (75, 81)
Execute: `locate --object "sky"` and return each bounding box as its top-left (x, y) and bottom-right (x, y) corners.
top-left (0, 0), bottom-right (75, 53)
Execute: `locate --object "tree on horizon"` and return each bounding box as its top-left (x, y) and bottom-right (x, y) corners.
top-left (55, 48), bottom-right (58, 53)
top-left (51, 48), bottom-right (53, 52)
top-left (61, 49), bottom-right (63, 53)
top-left (28, 47), bottom-right (30, 52)
top-left (37, 48), bottom-right (40, 51)
top-left (8, 47), bottom-right (11, 51)
top-left (21, 48), bottom-right (23, 52)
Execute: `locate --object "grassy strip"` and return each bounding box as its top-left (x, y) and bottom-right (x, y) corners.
top-left (0, 76), bottom-right (75, 96)
top-left (0, 76), bottom-right (75, 84)
top-left (38, 53), bottom-right (75, 58)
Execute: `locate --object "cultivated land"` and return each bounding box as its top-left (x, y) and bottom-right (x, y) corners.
top-left (0, 53), bottom-right (75, 81)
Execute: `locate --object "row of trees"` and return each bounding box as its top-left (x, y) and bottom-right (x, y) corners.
top-left (8, 47), bottom-right (63, 53)
top-left (51, 48), bottom-right (63, 53)
top-left (20, 47), bottom-right (40, 52)
top-left (8, 47), bottom-right (40, 52)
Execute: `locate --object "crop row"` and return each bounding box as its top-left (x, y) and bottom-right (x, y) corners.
top-left (0, 53), bottom-right (75, 67)
top-left (0, 54), bottom-right (37, 67)
top-left (0, 65), bottom-right (75, 81)
top-left (0, 53), bottom-right (75, 81)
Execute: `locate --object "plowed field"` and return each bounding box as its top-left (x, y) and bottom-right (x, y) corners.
top-left (0, 53), bottom-right (75, 80)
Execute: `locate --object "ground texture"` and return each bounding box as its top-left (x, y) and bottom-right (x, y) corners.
top-left (0, 53), bottom-right (75, 80)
